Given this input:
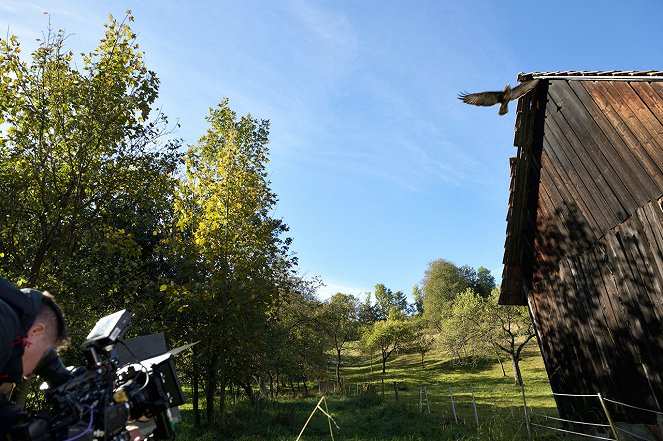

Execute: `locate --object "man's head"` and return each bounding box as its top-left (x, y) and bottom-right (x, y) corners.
top-left (20, 290), bottom-right (68, 379)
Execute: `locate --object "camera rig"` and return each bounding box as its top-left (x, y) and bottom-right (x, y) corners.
top-left (9, 310), bottom-right (185, 441)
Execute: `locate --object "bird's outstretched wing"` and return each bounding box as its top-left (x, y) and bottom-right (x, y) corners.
top-left (458, 91), bottom-right (502, 107)
top-left (505, 79), bottom-right (539, 101)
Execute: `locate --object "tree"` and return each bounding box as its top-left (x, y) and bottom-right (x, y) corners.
top-left (262, 278), bottom-right (327, 398)
top-left (322, 293), bottom-right (360, 388)
top-left (422, 259), bottom-right (473, 331)
top-left (361, 311), bottom-right (412, 375)
top-left (168, 98), bottom-right (295, 428)
top-left (356, 292), bottom-right (377, 325)
top-left (373, 283), bottom-right (407, 320)
top-left (484, 289), bottom-right (536, 386)
top-left (437, 288), bottom-right (492, 363)
top-left (411, 284), bottom-right (424, 316)
top-left (475, 266), bottom-right (496, 298)
top-left (0, 12), bottom-right (181, 371)
top-left (408, 316), bottom-right (435, 367)
top-left (438, 287), bottom-right (536, 385)
top-left (0, 13), bottom-right (178, 288)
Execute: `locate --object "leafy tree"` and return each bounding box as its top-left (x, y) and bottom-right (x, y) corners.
top-left (411, 284), bottom-right (424, 316)
top-left (321, 293), bottom-right (360, 388)
top-left (357, 292), bottom-right (377, 325)
top-left (361, 311), bottom-right (412, 375)
top-left (373, 283), bottom-right (407, 320)
top-left (422, 259), bottom-right (472, 330)
top-left (438, 288), bottom-right (536, 385)
top-left (167, 98), bottom-right (295, 428)
top-left (262, 279), bottom-right (327, 398)
top-left (408, 316), bottom-right (435, 367)
top-left (484, 289), bottom-right (536, 386)
top-left (0, 12), bottom-right (181, 368)
top-left (437, 288), bottom-right (492, 363)
top-left (475, 266), bottom-right (496, 297)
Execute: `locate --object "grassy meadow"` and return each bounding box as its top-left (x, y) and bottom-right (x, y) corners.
top-left (173, 344), bottom-right (589, 440)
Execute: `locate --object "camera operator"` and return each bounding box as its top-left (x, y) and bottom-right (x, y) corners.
top-left (0, 278), bottom-right (67, 441)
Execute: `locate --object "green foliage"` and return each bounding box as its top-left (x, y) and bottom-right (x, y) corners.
top-left (263, 280), bottom-right (329, 393)
top-left (422, 261), bottom-right (497, 333)
top-left (411, 285), bottom-right (424, 316)
top-left (0, 12), bottom-right (180, 353)
top-left (356, 292), bottom-right (378, 325)
top-left (475, 267), bottom-right (496, 298)
top-left (422, 259), bottom-right (473, 330)
top-left (361, 313), bottom-right (413, 374)
top-left (373, 283), bottom-right (408, 320)
top-left (436, 287), bottom-right (536, 385)
top-left (166, 98), bottom-right (297, 424)
top-left (322, 293), bottom-right (361, 385)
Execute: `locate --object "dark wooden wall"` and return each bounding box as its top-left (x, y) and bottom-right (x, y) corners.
top-left (526, 79), bottom-right (663, 422)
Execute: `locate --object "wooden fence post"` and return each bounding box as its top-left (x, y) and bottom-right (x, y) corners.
top-left (450, 386), bottom-right (458, 423)
top-left (471, 385), bottom-right (479, 427)
top-left (419, 386), bottom-right (423, 414)
top-left (425, 386), bottom-right (430, 414)
top-left (520, 382), bottom-right (531, 441)
top-left (597, 393), bottom-right (620, 441)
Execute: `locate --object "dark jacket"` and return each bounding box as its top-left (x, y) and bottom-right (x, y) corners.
top-left (0, 278), bottom-right (42, 438)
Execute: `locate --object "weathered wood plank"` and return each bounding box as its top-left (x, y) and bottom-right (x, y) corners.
top-left (570, 81), bottom-right (662, 198)
top-left (548, 81), bottom-right (639, 217)
top-left (586, 81), bottom-right (663, 175)
top-left (539, 147), bottom-right (596, 252)
top-left (542, 117), bottom-right (605, 240)
top-left (611, 82), bottom-right (663, 150)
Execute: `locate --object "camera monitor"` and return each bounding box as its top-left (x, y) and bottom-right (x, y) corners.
top-left (83, 309), bottom-right (132, 348)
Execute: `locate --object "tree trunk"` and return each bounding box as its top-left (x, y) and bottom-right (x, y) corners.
top-left (218, 375), bottom-right (227, 431)
top-left (27, 239), bottom-right (49, 286)
top-left (511, 355), bottom-right (523, 386)
top-left (336, 348), bottom-right (342, 388)
top-left (496, 351), bottom-right (506, 377)
top-left (259, 376), bottom-right (268, 398)
top-left (193, 348), bottom-right (201, 429)
top-left (205, 349), bottom-right (219, 425)
top-left (239, 381), bottom-right (254, 403)
top-left (302, 378), bottom-right (308, 396)
top-left (269, 372), bottom-right (274, 398)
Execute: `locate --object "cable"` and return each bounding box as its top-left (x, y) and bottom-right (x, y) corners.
top-left (603, 397), bottom-right (663, 416)
top-left (530, 422), bottom-right (615, 440)
top-left (529, 411), bottom-right (610, 427)
top-left (63, 404), bottom-right (94, 441)
top-left (615, 425), bottom-right (654, 441)
top-left (552, 392), bottom-right (600, 398)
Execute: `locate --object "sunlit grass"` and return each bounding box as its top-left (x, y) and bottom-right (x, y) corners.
top-left (173, 343), bottom-right (577, 440)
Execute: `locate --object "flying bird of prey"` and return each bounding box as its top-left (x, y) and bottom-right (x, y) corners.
top-left (458, 79), bottom-right (540, 115)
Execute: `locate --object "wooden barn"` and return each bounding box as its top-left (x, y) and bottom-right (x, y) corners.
top-left (500, 70), bottom-right (663, 428)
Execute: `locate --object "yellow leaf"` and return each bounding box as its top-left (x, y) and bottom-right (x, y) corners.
top-left (159, 284), bottom-right (168, 292)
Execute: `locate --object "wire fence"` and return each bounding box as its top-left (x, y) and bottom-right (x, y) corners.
top-left (311, 379), bottom-right (663, 440)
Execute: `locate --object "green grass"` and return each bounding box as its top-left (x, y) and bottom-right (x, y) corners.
top-left (172, 345), bottom-right (592, 440)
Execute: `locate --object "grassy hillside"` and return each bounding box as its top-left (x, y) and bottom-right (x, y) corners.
top-left (173, 343), bottom-right (577, 440)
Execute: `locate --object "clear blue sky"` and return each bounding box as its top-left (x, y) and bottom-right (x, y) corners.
top-left (2, 1), bottom-right (661, 300)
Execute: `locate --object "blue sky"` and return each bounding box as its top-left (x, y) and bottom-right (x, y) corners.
top-left (2, 1), bottom-right (661, 300)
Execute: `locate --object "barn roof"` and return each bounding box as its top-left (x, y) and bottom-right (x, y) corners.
top-left (518, 70), bottom-right (663, 81)
top-left (500, 71), bottom-right (663, 305)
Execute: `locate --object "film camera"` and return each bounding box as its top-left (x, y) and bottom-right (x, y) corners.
top-left (9, 310), bottom-right (186, 441)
